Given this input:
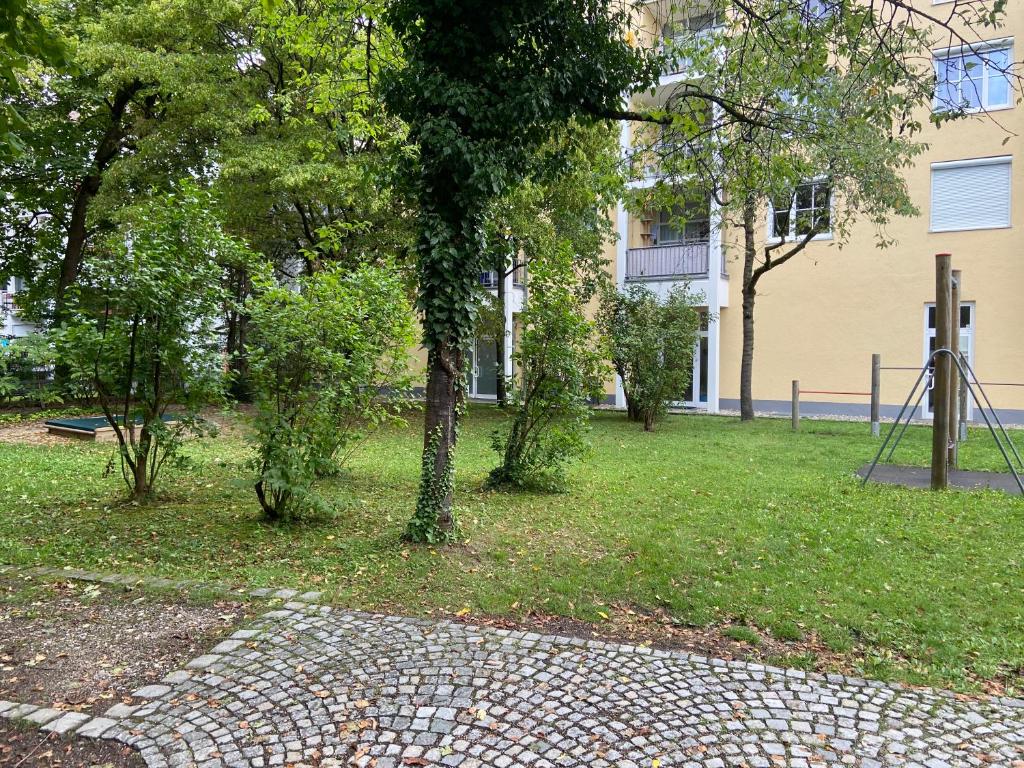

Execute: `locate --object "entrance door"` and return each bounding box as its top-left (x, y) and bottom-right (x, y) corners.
top-left (683, 312), bottom-right (710, 407)
top-left (923, 302), bottom-right (974, 418)
top-left (465, 337), bottom-right (499, 399)
top-left (475, 338), bottom-right (499, 398)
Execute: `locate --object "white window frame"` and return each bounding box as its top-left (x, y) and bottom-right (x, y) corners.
top-left (933, 39), bottom-right (1014, 114)
top-left (767, 180), bottom-right (833, 242)
top-left (929, 155), bottom-right (1012, 233)
top-left (922, 301), bottom-right (975, 419)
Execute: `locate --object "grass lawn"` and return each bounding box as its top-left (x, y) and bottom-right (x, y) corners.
top-left (1, 406), bottom-right (1022, 694)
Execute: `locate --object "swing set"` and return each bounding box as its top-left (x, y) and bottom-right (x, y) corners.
top-left (860, 254), bottom-right (1024, 495)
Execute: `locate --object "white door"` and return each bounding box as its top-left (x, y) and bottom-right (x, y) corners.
top-left (923, 302), bottom-right (974, 419)
top-left (684, 313), bottom-right (710, 407)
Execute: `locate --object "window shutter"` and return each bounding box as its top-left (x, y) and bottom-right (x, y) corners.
top-left (931, 158), bottom-right (1011, 232)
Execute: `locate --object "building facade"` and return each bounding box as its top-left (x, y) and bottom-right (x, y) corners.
top-left (606, 0), bottom-right (1022, 421)
top-left (1, 277), bottom-right (35, 343)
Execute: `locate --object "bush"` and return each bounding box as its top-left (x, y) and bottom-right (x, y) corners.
top-left (59, 186), bottom-right (248, 500)
top-left (598, 283), bottom-right (703, 431)
top-left (246, 263), bottom-right (416, 521)
top-left (488, 245), bottom-right (606, 491)
top-left (0, 333), bottom-right (63, 406)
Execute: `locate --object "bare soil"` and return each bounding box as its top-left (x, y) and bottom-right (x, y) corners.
top-left (0, 719), bottom-right (144, 768)
top-left (0, 420), bottom-right (77, 447)
top-left (449, 602), bottom-right (854, 675)
top-left (0, 579), bottom-right (249, 715)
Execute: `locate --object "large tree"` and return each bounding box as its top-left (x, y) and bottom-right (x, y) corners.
top-left (0, 0), bottom-right (71, 159)
top-left (217, 0), bottom-right (411, 275)
top-left (383, 0), bottom-right (658, 543)
top-left (213, 0), bottom-right (414, 391)
top-left (0, 0), bottom-right (245, 324)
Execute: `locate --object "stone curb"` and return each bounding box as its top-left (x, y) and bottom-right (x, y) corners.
top-left (0, 563), bottom-right (324, 605)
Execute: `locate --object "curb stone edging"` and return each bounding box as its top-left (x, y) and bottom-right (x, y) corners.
top-left (0, 563), bottom-right (324, 604)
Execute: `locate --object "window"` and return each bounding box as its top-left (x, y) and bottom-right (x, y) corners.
top-left (662, 10), bottom-right (723, 43)
top-left (655, 206), bottom-right (710, 245)
top-left (934, 42), bottom-right (1012, 112)
top-left (769, 181), bottom-right (831, 239)
top-left (930, 157), bottom-right (1011, 232)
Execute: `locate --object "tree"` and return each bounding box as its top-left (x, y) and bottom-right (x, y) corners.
top-left (0, 0), bottom-right (70, 159)
top-left (210, 0), bottom-right (415, 395)
top-left (479, 120), bottom-right (624, 407)
top-left (58, 186), bottom-right (248, 501)
top-left (598, 284), bottom-right (702, 431)
top-left (383, 0), bottom-right (658, 543)
top-left (246, 264), bottom-right (415, 522)
top-left (0, 0), bottom-right (246, 324)
top-left (632, 0), bottom-right (1011, 419)
top-left (488, 226), bottom-right (607, 492)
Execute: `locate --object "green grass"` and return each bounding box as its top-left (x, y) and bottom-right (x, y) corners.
top-left (1, 406), bottom-right (1023, 693)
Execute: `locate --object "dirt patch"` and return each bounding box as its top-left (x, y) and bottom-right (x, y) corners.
top-left (446, 602), bottom-right (857, 676)
top-left (0, 720), bottom-right (144, 768)
top-left (0, 579), bottom-right (249, 715)
top-left (0, 420), bottom-right (78, 447)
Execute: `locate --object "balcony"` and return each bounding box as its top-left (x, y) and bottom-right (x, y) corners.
top-left (626, 242), bottom-right (710, 280)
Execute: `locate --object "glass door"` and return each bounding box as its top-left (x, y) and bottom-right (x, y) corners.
top-left (464, 337), bottom-right (499, 399)
top-left (684, 312), bottom-right (710, 407)
top-left (923, 303), bottom-right (974, 418)
top-left (475, 338), bottom-right (499, 398)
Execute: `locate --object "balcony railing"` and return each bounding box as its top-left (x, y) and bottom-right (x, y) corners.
top-left (626, 242), bottom-right (710, 280)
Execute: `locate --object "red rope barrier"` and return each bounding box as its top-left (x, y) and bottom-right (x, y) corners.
top-left (799, 390), bottom-right (871, 397)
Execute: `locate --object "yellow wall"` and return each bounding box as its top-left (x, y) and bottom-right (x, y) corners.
top-left (617, 1), bottom-right (1023, 414)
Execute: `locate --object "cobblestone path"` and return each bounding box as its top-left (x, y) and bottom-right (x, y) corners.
top-left (82, 603), bottom-right (1022, 768)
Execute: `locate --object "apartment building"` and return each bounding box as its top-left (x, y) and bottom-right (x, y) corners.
top-left (603, 0), bottom-right (1022, 421)
top-left (1, 277), bottom-right (35, 343)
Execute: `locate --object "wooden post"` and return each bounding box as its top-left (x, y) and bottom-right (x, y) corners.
top-left (948, 270), bottom-right (961, 467)
top-left (791, 379), bottom-right (800, 431)
top-left (870, 353), bottom-right (881, 437)
top-left (931, 254), bottom-right (952, 490)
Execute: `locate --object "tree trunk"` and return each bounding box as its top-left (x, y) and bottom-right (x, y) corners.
top-left (643, 410), bottom-right (656, 432)
top-left (627, 398), bottom-right (641, 422)
top-left (495, 273), bottom-right (507, 407)
top-left (408, 343), bottom-right (462, 542)
top-left (740, 197), bottom-right (758, 422)
top-left (226, 268), bottom-right (252, 400)
top-left (131, 430), bottom-right (151, 501)
top-left (616, 362), bottom-right (641, 421)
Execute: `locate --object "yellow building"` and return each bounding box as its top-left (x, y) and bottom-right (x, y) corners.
top-left (606, 0), bottom-right (1022, 422)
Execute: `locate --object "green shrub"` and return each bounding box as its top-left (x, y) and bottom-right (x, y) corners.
top-left (488, 245), bottom-right (606, 491)
top-left (246, 263), bottom-right (416, 521)
top-left (0, 333), bottom-right (66, 406)
top-left (598, 283), bottom-right (703, 431)
top-left (58, 186), bottom-right (247, 500)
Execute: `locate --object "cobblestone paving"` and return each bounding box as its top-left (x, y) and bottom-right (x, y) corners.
top-left (67, 603), bottom-right (1023, 768)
